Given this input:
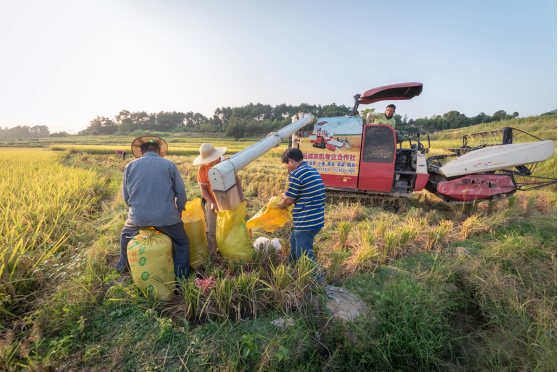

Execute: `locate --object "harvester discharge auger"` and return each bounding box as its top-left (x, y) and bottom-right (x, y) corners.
top-left (209, 83), bottom-right (556, 211)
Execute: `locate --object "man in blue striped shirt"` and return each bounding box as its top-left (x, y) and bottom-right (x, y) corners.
top-left (278, 148), bottom-right (325, 280)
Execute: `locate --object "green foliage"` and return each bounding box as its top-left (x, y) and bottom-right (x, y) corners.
top-left (130, 129), bottom-right (149, 137)
top-left (225, 114), bottom-right (245, 138)
top-left (50, 131), bottom-right (69, 137)
top-left (414, 109), bottom-right (524, 131)
top-left (75, 101), bottom-right (352, 138)
top-left (337, 221), bottom-right (352, 249)
top-left (0, 124), bottom-right (50, 139)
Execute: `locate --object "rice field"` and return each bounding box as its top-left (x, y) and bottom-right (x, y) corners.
top-left (48, 143), bottom-right (289, 157)
top-left (0, 134), bottom-right (277, 149)
top-left (0, 148), bottom-right (110, 321)
top-left (1, 113), bottom-right (556, 370)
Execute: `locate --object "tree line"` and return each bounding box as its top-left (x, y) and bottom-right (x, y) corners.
top-left (80, 105), bottom-right (521, 138)
top-left (0, 105), bottom-right (522, 140)
top-left (78, 103), bottom-right (352, 137)
top-left (412, 110), bottom-right (519, 131)
top-left (0, 125), bottom-right (69, 139)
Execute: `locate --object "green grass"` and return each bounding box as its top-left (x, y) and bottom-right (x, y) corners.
top-left (0, 133), bottom-right (281, 149)
top-left (1, 140), bottom-right (556, 370)
top-left (9, 210), bottom-right (553, 371)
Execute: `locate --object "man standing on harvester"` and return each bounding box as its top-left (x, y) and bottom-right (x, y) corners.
top-left (117, 136), bottom-right (190, 280)
top-left (278, 148), bottom-right (325, 280)
top-left (194, 143), bottom-right (249, 258)
top-left (368, 104), bottom-right (408, 143)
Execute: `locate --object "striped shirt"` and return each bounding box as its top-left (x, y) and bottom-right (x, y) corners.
top-left (285, 162), bottom-right (326, 231)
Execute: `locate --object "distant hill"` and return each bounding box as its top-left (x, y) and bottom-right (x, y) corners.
top-left (428, 113), bottom-right (557, 142)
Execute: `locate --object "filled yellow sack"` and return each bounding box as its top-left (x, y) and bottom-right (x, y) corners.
top-left (216, 201), bottom-right (254, 261)
top-left (182, 198), bottom-right (209, 269)
top-left (127, 228), bottom-right (175, 300)
top-left (246, 196), bottom-right (293, 232)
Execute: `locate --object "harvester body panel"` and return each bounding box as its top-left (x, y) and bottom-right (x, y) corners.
top-left (439, 141), bottom-right (555, 177)
top-left (300, 116), bottom-right (363, 189)
top-left (437, 174), bottom-right (516, 201)
top-left (359, 82), bottom-right (423, 105)
top-left (414, 173), bottom-right (430, 191)
top-left (300, 119), bottom-right (422, 194)
top-left (358, 125), bottom-right (397, 192)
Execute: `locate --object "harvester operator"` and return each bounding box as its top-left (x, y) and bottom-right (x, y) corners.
top-left (194, 143), bottom-right (249, 258)
top-left (278, 148), bottom-right (325, 281)
top-left (368, 104), bottom-right (408, 143)
top-left (117, 136), bottom-right (191, 280)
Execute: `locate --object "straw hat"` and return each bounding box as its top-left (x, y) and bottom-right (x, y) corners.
top-left (130, 136), bottom-right (168, 158)
top-left (193, 143), bottom-right (227, 165)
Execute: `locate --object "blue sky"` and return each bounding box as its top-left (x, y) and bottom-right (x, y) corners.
top-left (0, 0), bottom-right (556, 133)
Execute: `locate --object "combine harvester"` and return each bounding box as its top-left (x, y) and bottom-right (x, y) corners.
top-left (209, 83), bottom-right (556, 211)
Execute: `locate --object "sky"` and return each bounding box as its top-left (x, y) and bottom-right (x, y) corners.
top-left (0, 0), bottom-right (556, 134)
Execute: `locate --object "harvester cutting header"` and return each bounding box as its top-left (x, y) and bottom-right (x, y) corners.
top-left (209, 83), bottom-right (556, 211)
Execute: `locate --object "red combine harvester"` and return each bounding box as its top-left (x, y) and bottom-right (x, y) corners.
top-left (207, 83), bottom-right (556, 212)
top-left (290, 82), bottom-right (556, 204)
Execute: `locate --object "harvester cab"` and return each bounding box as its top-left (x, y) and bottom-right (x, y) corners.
top-left (293, 82), bottom-right (427, 198)
top-left (290, 82), bottom-right (556, 204)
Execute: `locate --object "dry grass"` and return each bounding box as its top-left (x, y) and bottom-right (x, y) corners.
top-left (171, 253), bottom-right (316, 322)
top-left (312, 189), bottom-right (555, 283)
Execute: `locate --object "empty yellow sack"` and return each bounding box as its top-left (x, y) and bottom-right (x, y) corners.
top-left (182, 198), bottom-right (209, 269)
top-left (216, 201), bottom-right (254, 261)
top-left (246, 196), bottom-right (293, 232)
top-left (127, 228), bottom-right (175, 300)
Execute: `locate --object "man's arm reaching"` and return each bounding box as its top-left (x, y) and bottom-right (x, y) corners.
top-left (200, 184), bottom-right (218, 211)
top-left (235, 175), bottom-right (250, 207)
top-left (278, 193), bottom-right (295, 210)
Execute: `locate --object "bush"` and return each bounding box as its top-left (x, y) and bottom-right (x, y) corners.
top-left (200, 123), bottom-right (218, 133)
top-left (131, 129), bottom-right (150, 137)
top-left (50, 131), bottom-right (69, 137)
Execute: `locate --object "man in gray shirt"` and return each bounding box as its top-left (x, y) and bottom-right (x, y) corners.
top-left (116, 138), bottom-right (190, 281)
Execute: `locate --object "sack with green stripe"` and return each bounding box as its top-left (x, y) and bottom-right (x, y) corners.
top-left (127, 228), bottom-right (175, 300)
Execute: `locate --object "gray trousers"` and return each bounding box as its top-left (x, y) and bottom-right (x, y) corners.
top-left (117, 220), bottom-right (190, 280)
top-left (205, 202), bottom-right (218, 256)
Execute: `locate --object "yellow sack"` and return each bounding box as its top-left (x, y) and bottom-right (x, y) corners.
top-left (127, 228), bottom-right (175, 300)
top-left (182, 198), bottom-right (209, 269)
top-left (216, 201), bottom-right (254, 261)
top-left (246, 196), bottom-right (293, 232)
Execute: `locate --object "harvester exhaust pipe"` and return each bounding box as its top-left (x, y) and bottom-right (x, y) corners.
top-left (208, 115), bottom-right (314, 211)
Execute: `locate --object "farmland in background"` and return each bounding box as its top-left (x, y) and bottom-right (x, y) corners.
top-left (1, 114), bottom-right (556, 370)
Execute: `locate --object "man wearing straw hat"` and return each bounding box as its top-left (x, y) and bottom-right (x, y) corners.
top-left (117, 136), bottom-right (190, 281)
top-left (194, 143), bottom-right (249, 258)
